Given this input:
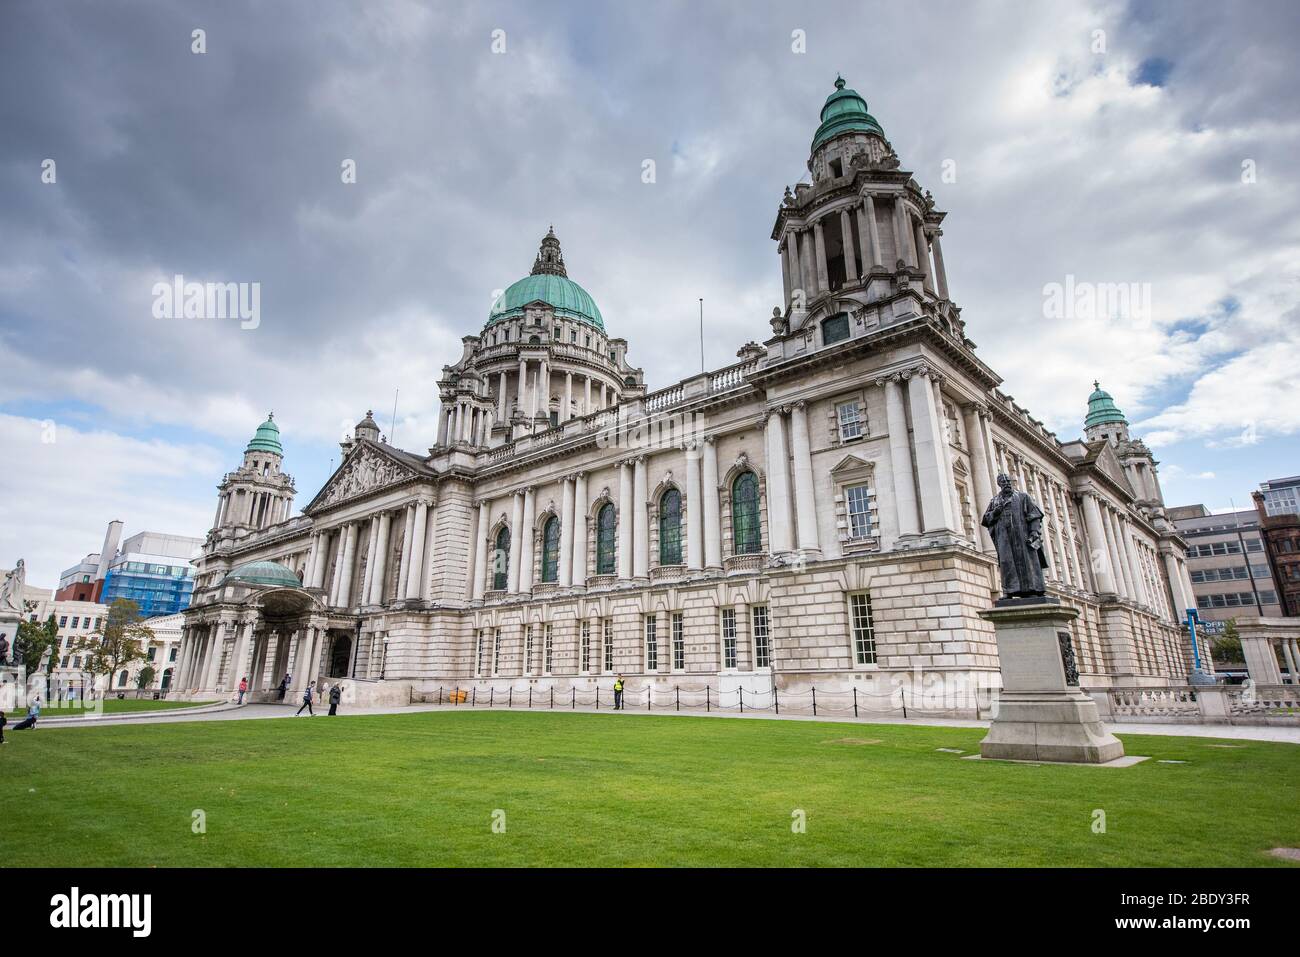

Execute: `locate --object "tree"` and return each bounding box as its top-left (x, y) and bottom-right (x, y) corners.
top-left (14, 614), bottom-right (59, 675)
top-left (71, 599), bottom-right (154, 694)
top-left (136, 665), bottom-right (156, 690)
top-left (1211, 618), bottom-right (1243, 664)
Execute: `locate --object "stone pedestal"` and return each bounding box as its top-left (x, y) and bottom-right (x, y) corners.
top-left (980, 600), bottom-right (1124, 764)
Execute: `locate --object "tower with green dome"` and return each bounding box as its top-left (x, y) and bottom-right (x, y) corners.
top-left (1083, 381), bottom-right (1130, 444)
top-left (211, 413), bottom-right (297, 537)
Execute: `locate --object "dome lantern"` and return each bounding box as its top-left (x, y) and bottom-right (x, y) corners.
top-left (487, 229), bottom-right (605, 332)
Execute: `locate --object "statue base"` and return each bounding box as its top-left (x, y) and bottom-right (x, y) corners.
top-left (979, 601), bottom-right (1124, 764)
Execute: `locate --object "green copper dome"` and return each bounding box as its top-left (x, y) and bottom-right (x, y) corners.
top-left (1084, 381), bottom-right (1127, 428)
top-left (812, 76), bottom-right (885, 153)
top-left (245, 414), bottom-right (283, 456)
top-left (487, 228), bottom-right (606, 332)
top-left (222, 560), bottom-right (301, 589)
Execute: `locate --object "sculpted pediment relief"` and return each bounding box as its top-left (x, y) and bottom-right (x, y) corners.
top-left (315, 445), bottom-right (418, 509)
top-left (1092, 442), bottom-right (1136, 498)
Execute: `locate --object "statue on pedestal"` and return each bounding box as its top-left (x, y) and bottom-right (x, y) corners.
top-left (981, 475), bottom-right (1048, 600)
top-left (0, 559), bottom-right (25, 613)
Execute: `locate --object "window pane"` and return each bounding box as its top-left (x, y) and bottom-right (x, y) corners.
top-left (492, 527), bottom-right (511, 591)
top-left (850, 592), bottom-right (876, 665)
top-left (541, 516), bottom-right (560, 582)
top-left (659, 489), bottom-right (682, 565)
top-left (837, 401), bottom-right (863, 439)
top-left (732, 472), bottom-right (761, 555)
top-left (846, 484), bottom-right (872, 538)
top-left (752, 605), bottom-right (770, 668)
top-left (597, 504), bottom-right (617, 574)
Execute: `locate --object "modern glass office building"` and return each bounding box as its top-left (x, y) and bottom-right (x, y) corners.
top-left (98, 531), bottom-right (203, 616)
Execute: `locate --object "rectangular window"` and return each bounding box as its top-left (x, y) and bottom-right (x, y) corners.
top-left (603, 618), bottom-right (614, 673)
top-left (672, 612), bottom-right (684, 671)
top-left (850, 592), bottom-right (877, 665)
top-left (493, 627), bottom-right (502, 675)
top-left (169, 648), bottom-right (177, 662)
top-left (59, 616), bottom-right (67, 627)
top-left (752, 605), bottom-right (771, 668)
top-left (524, 625), bottom-right (534, 675)
top-left (837, 400), bottom-right (864, 439)
top-left (721, 608), bottom-right (737, 670)
top-left (475, 629), bottom-right (485, 676)
top-left (70, 617), bottom-right (79, 629)
top-left (846, 484), bottom-right (872, 539)
top-left (645, 615), bottom-right (658, 671)
top-left (147, 646), bottom-right (156, 661)
top-left (581, 620), bottom-right (591, 672)
top-left (544, 624), bottom-right (553, 674)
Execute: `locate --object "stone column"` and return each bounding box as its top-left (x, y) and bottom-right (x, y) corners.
top-left (788, 231), bottom-right (804, 306)
top-left (564, 373), bottom-right (573, 422)
top-left (839, 208), bottom-right (858, 283)
top-left (1240, 634), bottom-right (1283, 684)
top-left (508, 491), bottom-right (524, 593)
top-left (360, 517), bottom-right (379, 606)
top-left (1163, 551), bottom-right (1190, 616)
top-left (339, 522), bottom-right (360, 608)
top-left (799, 229), bottom-right (817, 297)
top-left (202, 624), bottom-right (226, 691)
top-left (369, 512), bottom-right (392, 604)
top-left (931, 231), bottom-right (950, 299)
top-left (1081, 494), bottom-right (1117, 594)
top-left (437, 405), bottom-right (450, 446)
top-left (396, 505), bottom-right (416, 599)
top-left (517, 358), bottom-right (527, 411)
top-left (228, 620), bottom-right (254, 690)
top-left (539, 359), bottom-right (550, 420)
top-left (1118, 517), bottom-right (1144, 605)
top-left (519, 488), bottom-right (536, 593)
top-left (633, 456), bottom-right (649, 581)
top-left (559, 478), bottom-right (575, 586)
top-left (1281, 640), bottom-right (1299, 684)
top-left (327, 532), bottom-right (345, 606)
top-left (764, 408), bottom-right (794, 554)
top-left (1104, 508), bottom-right (1134, 600)
top-left (584, 377), bottom-right (593, 415)
top-left (600, 381), bottom-right (607, 409)
top-left (905, 371), bottom-right (955, 533)
top-left (812, 219), bottom-right (829, 293)
top-left (703, 437), bottom-right (722, 570)
top-left (686, 443), bottom-right (703, 571)
top-left (472, 501), bottom-right (489, 601)
top-left (915, 221), bottom-right (933, 292)
top-left (420, 500), bottom-right (436, 600)
top-left (880, 377), bottom-right (921, 539)
top-left (962, 404), bottom-right (996, 552)
top-left (931, 376), bottom-right (963, 533)
top-left (572, 473), bottom-right (589, 588)
top-left (404, 500), bottom-right (430, 600)
top-left (789, 401), bottom-right (820, 555)
top-left (618, 461), bottom-right (634, 580)
top-left (311, 531), bottom-right (330, 589)
top-left (864, 195), bottom-right (883, 268)
top-left (780, 239), bottom-right (793, 307)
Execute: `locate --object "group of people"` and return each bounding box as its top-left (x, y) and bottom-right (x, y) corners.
top-left (233, 673), bottom-right (342, 716)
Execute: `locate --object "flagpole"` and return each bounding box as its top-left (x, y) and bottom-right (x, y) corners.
top-left (698, 298), bottom-right (704, 373)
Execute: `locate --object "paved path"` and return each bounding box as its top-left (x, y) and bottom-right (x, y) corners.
top-left (30, 698), bottom-right (1300, 743)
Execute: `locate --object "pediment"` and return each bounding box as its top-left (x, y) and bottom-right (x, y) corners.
top-left (1090, 442), bottom-right (1136, 498)
top-left (306, 443), bottom-right (427, 513)
top-left (829, 453), bottom-right (874, 476)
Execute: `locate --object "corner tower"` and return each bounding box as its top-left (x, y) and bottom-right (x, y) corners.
top-left (771, 76), bottom-right (962, 346)
top-left (210, 414), bottom-right (297, 537)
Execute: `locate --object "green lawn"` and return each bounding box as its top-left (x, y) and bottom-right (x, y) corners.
top-left (1, 710), bottom-right (1297, 867)
top-left (3, 698), bottom-right (205, 719)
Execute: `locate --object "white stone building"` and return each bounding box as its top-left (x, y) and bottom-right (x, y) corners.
top-left (176, 79), bottom-right (1197, 711)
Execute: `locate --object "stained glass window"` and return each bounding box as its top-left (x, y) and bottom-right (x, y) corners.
top-left (732, 472), bottom-right (761, 555)
top-left (659, 488), bottom-right (682, 565)
top-left (596, 503), bottom-right (616, 574)
top-left (541, 516), bottom-right (560, 582)
top-left (492, 526), bottom-right (510, 591)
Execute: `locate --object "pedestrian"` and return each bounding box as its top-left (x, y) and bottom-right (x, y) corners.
top-left (13, 697), bottom-right (40, 731)
top-left (613, 675), bottom-right (625, 711)
top-left (0, 708), bottom-right (7, 744)
top-left (277, 673), bottom-right (290, 701)
top-left (328, 683), bottom-right (341, 716)
top-left (237, 676), bottom-right (248, 705)
top-left (296, 681), bottom-right (315, 716)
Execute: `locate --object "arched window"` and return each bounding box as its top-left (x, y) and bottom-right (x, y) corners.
top-left (117, 670), bottom-right (129, 688)
top-left (541, 516), bottom-right (561, 583)
top-left (821, 312), bottom-right (850, 345)
top-left (596, 503), bottom-right (616, 575)
top-left (732, 472), bottom-right (761, 555)
top-left (659, 488), bottom-right (682, 565)
top-left (492, 526), bottom-right (511, 591)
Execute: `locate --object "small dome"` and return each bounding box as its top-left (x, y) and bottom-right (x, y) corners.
top-left (356, 410), bottom-right (379, 432)
top-left (245, 413), bottom-right (283, 456)
top-left (222, 560), bottom-right (301, 589)
top-left (812, 76), bottom-right (885, 153)
top-left (488, 229), bottom-right (606, 332)
top-left (1084, 381), bottom-right (1127, 429)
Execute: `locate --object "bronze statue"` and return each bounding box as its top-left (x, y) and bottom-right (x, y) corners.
top-left (981, 473), bottom-right (1048, 600)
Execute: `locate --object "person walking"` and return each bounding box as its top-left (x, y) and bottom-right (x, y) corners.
top-left (328, 683), bottom-right (341, 716)
top-left (277, 673), bottom-right (290, 701)
top-left (296, 682), bottom-right (315, 716)
top-left (237, 676), bottom-right (248, 705)
top-left (12, 698), bottom-right (40, 731)
top-left (613, 675), bottom-right (625, 711)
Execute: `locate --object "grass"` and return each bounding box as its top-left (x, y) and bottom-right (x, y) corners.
top-left (3, 698), bottom-right (205, 719)
top-left (1, 709), bottom-right (1297, 867)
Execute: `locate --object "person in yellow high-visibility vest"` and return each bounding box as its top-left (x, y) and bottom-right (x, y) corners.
top-left (613, 675), bottom-right (625, 711)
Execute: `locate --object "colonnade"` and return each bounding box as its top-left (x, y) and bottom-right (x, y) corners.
top-left (213, 486), bottom-right (293, 530)
top-left (303, 499), bottom-right (436, 609)
top-left (175, 618), bottom-right (329, 696)
top-left (438, 362), bottom-right (618, 446)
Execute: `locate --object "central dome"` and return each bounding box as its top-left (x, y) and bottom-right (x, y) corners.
top-left (487, 228), bottom-right (605, 332)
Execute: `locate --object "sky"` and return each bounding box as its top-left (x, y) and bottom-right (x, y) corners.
top-left (2, 0), bottom-right (1298, 588)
